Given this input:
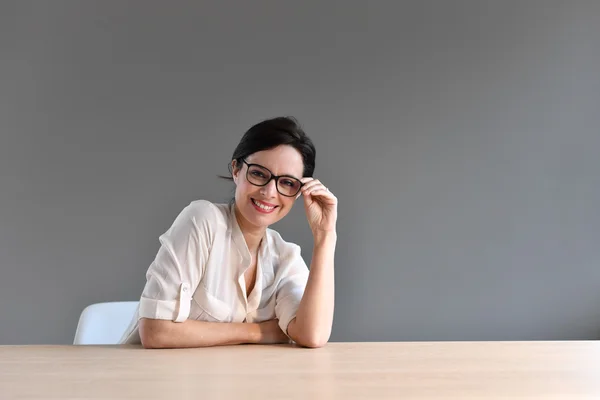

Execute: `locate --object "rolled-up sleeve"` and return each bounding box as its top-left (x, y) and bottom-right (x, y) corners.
top-left (138, 201), bottom-right (214, 322)
top-left (275, 244), bottom-right (309, 334)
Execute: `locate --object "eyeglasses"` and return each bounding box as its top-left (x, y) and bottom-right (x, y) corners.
top-left (241, 159), bottom-right (304, 197)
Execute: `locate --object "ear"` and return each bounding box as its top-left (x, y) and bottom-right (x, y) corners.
top-left (231, 160), bottom-right (240, 184)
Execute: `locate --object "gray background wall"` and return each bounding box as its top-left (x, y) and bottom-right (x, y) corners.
top-left (1, 1), bottom-right (599, 345)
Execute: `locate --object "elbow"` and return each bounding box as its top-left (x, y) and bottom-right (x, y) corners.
top-left (140, 333), bottom-right (163, 349)
top-left (139, 318), bottom-right (169, 349)
top-left (300, 338), bottom-right (328, 349)
top-left (295, 331), bottom-right (331, 349)
top-left (287, 319), bottom-right (331, 348)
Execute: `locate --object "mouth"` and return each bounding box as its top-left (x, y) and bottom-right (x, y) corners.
top-left (251, 198), bottom-right (278, 214)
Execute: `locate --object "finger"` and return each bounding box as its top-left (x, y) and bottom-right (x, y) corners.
top-left (306, 186), bottom-right (334, 198)
top-left (303, 183), bottom-right (326, 196)
top-left (301, 178), bottom-right (320, 187)
top-left (308, 188), bottom-right (337, 204)
top-left (301, 179), bottom-right (322, 193)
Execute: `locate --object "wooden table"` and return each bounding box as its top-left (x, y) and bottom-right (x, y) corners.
top-left (1, 341), bottom-right (599, 399)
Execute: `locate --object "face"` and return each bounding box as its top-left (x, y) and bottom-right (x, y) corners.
top-left (232, 145), bottom-right (304, 230)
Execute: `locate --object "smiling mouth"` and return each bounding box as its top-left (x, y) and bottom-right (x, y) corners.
top-left (251, 198), bottom-right (278, 212)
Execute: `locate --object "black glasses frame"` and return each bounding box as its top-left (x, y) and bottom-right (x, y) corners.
top-left (241, 159), bottom-right (304, 197)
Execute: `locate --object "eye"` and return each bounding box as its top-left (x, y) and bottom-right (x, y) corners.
top-left (250, 170), bottom-right (267, 178)
top-left (280, 179), bottom-right (297, 188)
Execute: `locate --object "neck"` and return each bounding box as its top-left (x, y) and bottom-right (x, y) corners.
top-left (233, 204), bottom-right (266, 254)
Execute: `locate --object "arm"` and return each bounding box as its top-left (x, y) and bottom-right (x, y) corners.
top-left (139, 318), bottom-right (287, 349)
top-left (287, 232), bottom-right (336, 348)
top-left (136, 201), bottom-right (288, 349)
top-left (137, 202), bottom-right (290, 349)
top-left (286, 178), bottom-right (338, 348)
top-left (140, 318), bottom-right (257, 348)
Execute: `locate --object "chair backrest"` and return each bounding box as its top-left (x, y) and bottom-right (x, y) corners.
top-left (73, 301), bottom-right (139, 345)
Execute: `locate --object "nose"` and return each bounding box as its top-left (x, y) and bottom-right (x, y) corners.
top-left (260, 178), bottom-right (278, 197)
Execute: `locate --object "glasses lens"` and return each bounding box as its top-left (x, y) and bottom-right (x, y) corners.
top-left (247, 165), bottom-right (271, 185)
top-left (277, 177), bottom-right (302, 196)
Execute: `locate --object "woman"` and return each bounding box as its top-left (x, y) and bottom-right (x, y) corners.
top-left (119, 117), bottom-right (337, 348)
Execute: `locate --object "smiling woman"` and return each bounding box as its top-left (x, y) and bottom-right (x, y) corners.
top-left (119, 117), bottom-right (337, 349)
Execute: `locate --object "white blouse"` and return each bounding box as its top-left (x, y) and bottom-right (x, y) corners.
top-left (119, 200), bottom-right (309, 344)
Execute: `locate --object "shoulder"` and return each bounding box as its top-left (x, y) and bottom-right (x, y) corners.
top-left (184, 200), bottom-right (228, 221)
top-left (171, 200), bottom-right (229, 232)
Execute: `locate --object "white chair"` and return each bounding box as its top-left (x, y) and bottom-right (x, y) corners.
top-left (73, 301), bottom-right (139, 345)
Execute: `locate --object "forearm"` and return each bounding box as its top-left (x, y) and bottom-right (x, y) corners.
top-left (288, 232), bottom-right (336, 348)
top-left (139, 318), bottom-right (260, 349)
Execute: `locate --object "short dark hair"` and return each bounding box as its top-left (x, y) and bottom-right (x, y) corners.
top-left (221, 116), bottom-right (316, 180)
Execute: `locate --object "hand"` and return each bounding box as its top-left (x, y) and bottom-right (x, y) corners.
top-left (257, 319), bottom-right (290, 344)
top-left (299, 178), bottom-right (338, 236)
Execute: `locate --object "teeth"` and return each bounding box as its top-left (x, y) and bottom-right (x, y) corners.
top-left (253, 199), bottom-right (274, 210)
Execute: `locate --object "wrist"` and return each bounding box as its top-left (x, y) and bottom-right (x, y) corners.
top-left (313, 230), bottom-right (337, 246)
top-left (244, 323), bottom-right (262, 344)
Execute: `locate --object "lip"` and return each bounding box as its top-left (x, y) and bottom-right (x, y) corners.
top-left (252, 198), bottom-right (277, 207)
top-left (251, 198), bottom-right (278, 214)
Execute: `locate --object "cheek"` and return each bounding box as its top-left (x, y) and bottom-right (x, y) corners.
top-left (235, 180), bottom-right (252, 195)
top-left (279, 197), bottom-right (296, 210)
top-left (235, 183), bottom-right (263, 205)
